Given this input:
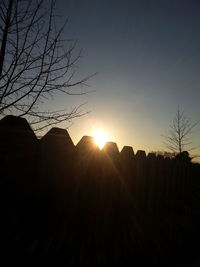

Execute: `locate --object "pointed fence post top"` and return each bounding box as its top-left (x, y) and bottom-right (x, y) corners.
top-left (120, 146), bottom-right (134, 158)
top-left (147, 152), bottom-right (156, 160)
top-left (0, 115), bottom-right (37, 139)
top-left (41, 127), bottom-right (74, 151)
top-left (44, 127), bottom-right (70, 136)
top-left (135, 150), bottom-right (146, 159)
top-left (102, 141), bottom-right (119, 155)
top-left (76, 135), bottom-right (99, 153)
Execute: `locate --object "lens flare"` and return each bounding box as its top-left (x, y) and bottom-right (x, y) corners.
top-left (92, 131), bottom-right (108, 149)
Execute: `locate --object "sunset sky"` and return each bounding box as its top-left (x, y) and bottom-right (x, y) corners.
top-left (46, 0), bottom-right (200, 158)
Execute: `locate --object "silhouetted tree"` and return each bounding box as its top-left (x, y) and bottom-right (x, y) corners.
top-left (163, 109), bottom-right (198, 153)
top-left (0, 0), bottom-right (93, 130)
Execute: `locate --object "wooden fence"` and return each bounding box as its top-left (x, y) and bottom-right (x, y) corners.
top-left (0, 115), bottom-right (200, 265)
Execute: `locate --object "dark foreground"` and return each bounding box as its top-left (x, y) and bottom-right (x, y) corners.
top-left (0, 115), bottom-right (200, 266)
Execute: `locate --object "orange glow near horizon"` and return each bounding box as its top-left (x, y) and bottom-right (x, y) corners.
top-left (92, 130), bottom-right (109, 149)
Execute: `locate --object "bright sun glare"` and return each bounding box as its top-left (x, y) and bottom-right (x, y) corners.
top-left (92, 131), bottom-right (108, 149)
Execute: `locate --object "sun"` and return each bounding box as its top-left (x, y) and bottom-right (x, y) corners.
top-left (92, 131), bottom-right (108, 149)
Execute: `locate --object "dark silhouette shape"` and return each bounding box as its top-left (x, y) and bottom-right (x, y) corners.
top-left (41, 127), bottom-right (74, 155)
top-left (0, 115), bottom-right (37, 142)
top-left (147, 152), bottom-right (156, 160)
top-left (76, 135), bottom-right (99, 153)
top-left (157, 154), bottom-right (164, 160)
top-left (0, 115), bottom-right (38, 183)
top-left (0, 115), bottom-right (200, 266)
top-left (42, 127), bottom-right (74, 145)
top-left (120, 146), bottom-right (135, 158)
top-left (175, 151), bottom-right (191, 162)
top-left (102, 141), bottom-right (119, 156)
top-left (39, 127), bottom-right (75, 193)
top-left (135, 149), bottom-right (146, 159)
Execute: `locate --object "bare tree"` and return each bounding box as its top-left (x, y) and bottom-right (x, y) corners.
top-left (163, 109), bottom-right (198, 154)
top-left (0, 0), bottom-right (94, 131)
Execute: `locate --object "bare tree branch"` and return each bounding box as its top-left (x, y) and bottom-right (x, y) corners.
top-left (0, 0), bottom-right (95, 131)
top-left (163, 109), bottom-right (199, 153)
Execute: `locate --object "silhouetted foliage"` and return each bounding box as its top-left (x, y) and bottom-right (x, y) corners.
top-left (175, 151), bottom-right (192, 162)
top-left (150, 150), bottom-right (177, 159)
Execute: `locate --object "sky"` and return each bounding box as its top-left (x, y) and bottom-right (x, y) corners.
top-left (46, 0), bottom-right (200, 158)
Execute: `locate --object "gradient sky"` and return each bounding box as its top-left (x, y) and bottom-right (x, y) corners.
top-left (46, 0), bottom-right (200, 158)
